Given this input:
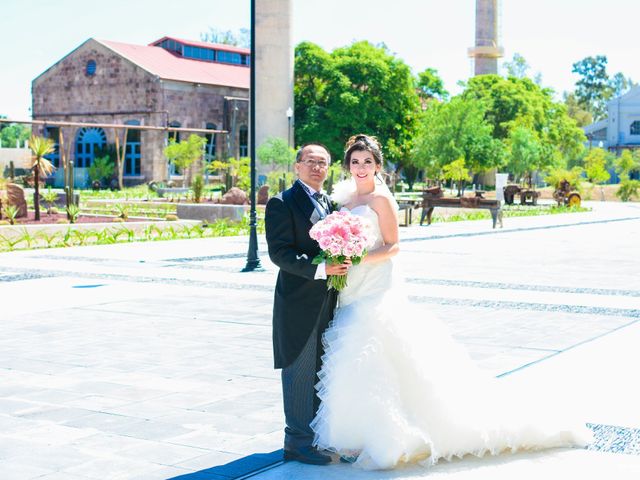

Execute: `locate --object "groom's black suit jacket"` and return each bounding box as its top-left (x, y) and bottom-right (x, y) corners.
top-left (265, 181), bottom-right (334, 369)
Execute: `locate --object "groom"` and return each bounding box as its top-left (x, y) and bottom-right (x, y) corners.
top-left (265, 143), bottom-right (348, 465)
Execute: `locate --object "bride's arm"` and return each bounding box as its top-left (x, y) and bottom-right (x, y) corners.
top-left (361, 195), bottom-right (399, 264)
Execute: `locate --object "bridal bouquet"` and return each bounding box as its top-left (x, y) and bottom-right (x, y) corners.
top-left (310, 211), bottom-right (374, 291)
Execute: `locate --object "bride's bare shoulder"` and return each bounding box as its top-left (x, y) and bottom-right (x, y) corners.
top-left (369, 193), bottom-right (397, 215)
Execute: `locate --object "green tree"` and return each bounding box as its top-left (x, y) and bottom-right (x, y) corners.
top-left (164, 134), bottom-right (207, 187)
top-left (416, 68), bottom-right (448, 102)
top-left (294, 41), bottom-right (421, 179)
top-left (0, 122), bottom-right (31, 148)
top-left (462, 75), bottom-right (585, 168)
top-left (201, 27), bottom-right (249, 48)
top-left (442, 157), bottom-right (471, 196)
top-left (412, 96), bottom-right (504, 181)
top-left (503, 53), bottom-right (529, 79)
top-left (507, 126), bottom-right (542, 186)
top-left (610, 72), bottom-right (635, 97)
top-left (256, 136), bottom-right (295, 169)
top-left (28, 135), bottom-right (55, 221)
top-left (563, 92), bottom-right (593, 127)
top-left (572, 56), bottom-right (613, 121)
top-left (614, 150), bottom-right (640, 181)
top-left (584, 147), bottom-right (611, 200)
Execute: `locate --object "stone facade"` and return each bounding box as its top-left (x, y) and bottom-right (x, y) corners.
top-left (32, 38), bottom-right (248, 187)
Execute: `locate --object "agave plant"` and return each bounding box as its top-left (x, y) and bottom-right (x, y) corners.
top-left (114, 203), bottom-right (130, 220)
top-left (66, 204), bottom-right (80, 224)
top-left (2, 204), bottom-right (19, 225)
top-left (28, 135), bottom-right (56, 221)
top-left (42, 187), bottom-right (59, 215)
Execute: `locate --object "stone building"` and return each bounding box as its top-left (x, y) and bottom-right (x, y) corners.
top-left (32, 36), bottom-right (249, 187)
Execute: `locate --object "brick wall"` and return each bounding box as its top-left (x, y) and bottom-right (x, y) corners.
top-left (32, 38), bottom-right (249, 185)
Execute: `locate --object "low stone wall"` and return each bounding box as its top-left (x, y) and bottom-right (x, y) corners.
top-left (0, 148), bottom-right (31, 173)
top-left (176, 203), bottom-right (249, 222)
top-left (0, 218), bottom-right (200, 242)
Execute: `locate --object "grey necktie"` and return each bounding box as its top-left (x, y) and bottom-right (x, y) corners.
top-left (313, 192), bottom-right (330, 215)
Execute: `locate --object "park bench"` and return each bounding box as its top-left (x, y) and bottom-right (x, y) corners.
top-left (394, 192), bottom-right (422, 227)
top-left (420, 189), bottom-right (503, 229)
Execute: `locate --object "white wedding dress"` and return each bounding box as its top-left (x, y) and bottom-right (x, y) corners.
top-left (311, 199), bottom-right (592, 470)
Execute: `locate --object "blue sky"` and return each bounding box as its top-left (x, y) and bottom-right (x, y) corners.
top-left (1, 0), bottom-right (638, 120)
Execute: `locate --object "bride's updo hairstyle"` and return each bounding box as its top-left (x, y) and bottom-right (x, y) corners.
top-left (343, 134), bottom-right (384, 172)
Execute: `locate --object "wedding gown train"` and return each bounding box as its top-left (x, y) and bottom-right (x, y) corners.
top-left (311, 204), bottom-right (592, 470)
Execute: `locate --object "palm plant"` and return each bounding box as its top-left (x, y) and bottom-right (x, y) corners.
top-left (28, 135), bottom-right (56, 221)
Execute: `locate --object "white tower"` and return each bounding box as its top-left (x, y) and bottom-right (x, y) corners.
top-left (468, 0), bottom-right (504, 75)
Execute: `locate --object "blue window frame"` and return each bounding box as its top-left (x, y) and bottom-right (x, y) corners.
top-left (75, 127), bottom-right (106, 168)
top-left (183, 45), bottom-right (215, 61)
top-left (217, 50), bottom-right (242, 64)
top-left (630, 121), bottom-right (640, 136)
top-left (205, 123), bottom-right (217, 163)
top-left (43, 127), bottom-right (60, 169)
top-left (124, 121), bottom-right (141, 176)
top-left (86, 60), bottom-right (97, 76)
top-left (239, 125), bottom-right (248, 157)
top-left (168, 122), bottom-right (182, 175)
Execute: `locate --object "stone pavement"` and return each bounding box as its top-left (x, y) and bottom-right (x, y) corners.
top-left (1, 201), bottom-right (640, 479)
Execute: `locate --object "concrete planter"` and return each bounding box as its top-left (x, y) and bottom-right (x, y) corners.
top-left (156, 187), bottom-right (189, 198)
top-left (176, 203), bottom-right (249, 222)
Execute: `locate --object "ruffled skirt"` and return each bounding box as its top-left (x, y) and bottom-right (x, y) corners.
top-left (311, 280), bottom-right (592, 470)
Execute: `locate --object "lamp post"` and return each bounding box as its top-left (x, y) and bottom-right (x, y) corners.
top-left (242, 0), bottom-right (261, 272)
top-left (286, 106), bottom-right (293, 148)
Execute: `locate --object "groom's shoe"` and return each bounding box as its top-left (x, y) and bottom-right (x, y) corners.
top-left (283, 446), bottom-right (332, 465)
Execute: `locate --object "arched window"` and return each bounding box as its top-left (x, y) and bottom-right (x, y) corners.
top-left (168, 121), bottom-right (181, 175)
top-left (630, 121), bottom-right (640, 136)
top-left (75, 127), bottom-right (106, 168)
top-left (205, 123), bottom-right (217, 163)
top-left (124, 120), bottom-right (141, 176)
top-left (239, 125), bottom-right (248, 157)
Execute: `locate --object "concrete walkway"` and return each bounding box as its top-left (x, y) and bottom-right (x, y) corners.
top-left (1, 201), bottom-right (639, 479)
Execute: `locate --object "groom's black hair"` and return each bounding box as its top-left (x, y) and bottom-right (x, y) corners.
top-left (295, 143), bottom-right (332, 163)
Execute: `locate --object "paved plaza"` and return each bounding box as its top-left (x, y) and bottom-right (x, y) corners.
top-left (1, 201), bottom-right (640, 479)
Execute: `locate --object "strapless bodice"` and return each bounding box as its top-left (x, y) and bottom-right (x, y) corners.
top-left (338, 205), bottom-right (392, 306)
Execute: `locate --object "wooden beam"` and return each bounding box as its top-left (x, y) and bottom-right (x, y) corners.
top-left (0, 118), bottom-right (227, 135)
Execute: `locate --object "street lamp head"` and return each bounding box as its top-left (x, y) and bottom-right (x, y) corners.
top-left (286, 107), bottom-right (293, 119)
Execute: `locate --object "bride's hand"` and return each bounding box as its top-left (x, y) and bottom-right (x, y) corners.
top-left (326, 259), bottom-right (351, 276)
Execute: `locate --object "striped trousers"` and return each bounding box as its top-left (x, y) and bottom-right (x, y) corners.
top-left (281, 323), bottom-right (322, 450)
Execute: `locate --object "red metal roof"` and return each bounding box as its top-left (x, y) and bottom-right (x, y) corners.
top-left (98, 39), bottom-right (249, 89)
top-left (150, 36), bottom-right (250, 55)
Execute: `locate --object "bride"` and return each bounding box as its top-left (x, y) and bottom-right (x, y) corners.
top-left (310, 134), bottom-right (592, 470)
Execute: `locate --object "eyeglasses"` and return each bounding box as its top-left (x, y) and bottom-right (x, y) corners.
top-left (298, 159), bottom-right (329, 169)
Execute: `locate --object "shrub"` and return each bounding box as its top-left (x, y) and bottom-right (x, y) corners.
top-left (88, 155), bottom-right (115, 187)
top-left (616, 179), bottom-right (640, 202)
top-left (266, 170), bottom-right (295, 194)
top-left (192, 174), bottom-right (204, 203)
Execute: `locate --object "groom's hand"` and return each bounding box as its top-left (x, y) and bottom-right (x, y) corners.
top-left (326, 259), bottom-right (351, 276)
